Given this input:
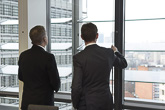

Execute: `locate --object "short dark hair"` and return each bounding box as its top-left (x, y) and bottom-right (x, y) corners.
top-left (29, 25), bottom-right (46, 45)
top-left (81, 22), bottom-right (98, 42)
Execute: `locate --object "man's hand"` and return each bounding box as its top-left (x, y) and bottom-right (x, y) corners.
top-left (111, 45), bottom-right (118, 52)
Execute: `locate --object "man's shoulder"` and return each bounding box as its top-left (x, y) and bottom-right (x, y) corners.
top-left (43, 50), bottom-right (53, 55)
top-left (98, 45), bottom-right (113, 51)
top-left (99, 46), bottom-right (114, 54)
top-left (20, 48), bottom-right (53, 57)
top-left (20, 49), bottom-right (31, 56)
top-left (73, 50), bottom-right (85, 58)
top-left (41, 51), bottom-right (55, 60)
top-left (89, 44), bottom-right (113, 52)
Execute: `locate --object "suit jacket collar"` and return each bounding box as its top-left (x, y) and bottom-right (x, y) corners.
top-left (84, 44), bottom-right (98, 50)
top-left (85, 43), bottom-right (96, 48)
top-left (31, 45), bottom-right (45, 51)
top-left (38, 45), bottom-right (46, 50)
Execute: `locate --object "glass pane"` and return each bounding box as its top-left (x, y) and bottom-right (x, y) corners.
top-left (125, 0), bottom-right (165, 103)
top-left (126, 0), bottom-right (165, 19)
top-left (80, 0), bottom-right (115, 22)
top-left (96, 22), bottom-right (114, 46)
top-left (50, 0), bottom-right (72, 109)
top-left (0, 0), bottom-right (19, 107)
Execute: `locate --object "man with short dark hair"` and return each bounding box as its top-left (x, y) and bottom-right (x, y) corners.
top-left (18, 25), bottom-right (60, 110)
top-left (71, 23), bottom-right (127, 110)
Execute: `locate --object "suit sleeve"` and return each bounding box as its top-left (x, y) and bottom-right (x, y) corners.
top-left (47, 54), bottom-right (61, 92)
top-left (113, 51), bottom-right (128, 69)
top-left (18, 54), bottom-right (23, 81)
top-left (71, 55), bottom-right (83, 109)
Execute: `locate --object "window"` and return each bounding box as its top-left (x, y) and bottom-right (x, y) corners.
top-left (0, 0), bottom-right (19, 106)
top-left (125, 0), bottom-right (165, 104)
top-left (50, 0), bottom-right (72, 109)
top-left (51, 0), bottom-right (72, 91)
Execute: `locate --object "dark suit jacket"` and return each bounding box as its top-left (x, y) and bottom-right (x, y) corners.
top-left (71, 44), bottom-right (127, 110)
top-left (18, 45), bottom-right (60, 110)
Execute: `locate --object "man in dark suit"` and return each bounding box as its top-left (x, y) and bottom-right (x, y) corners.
top-left (18, 25), bottom-right (60, 110)
top-left (71, 23), bottom-right (127, 110)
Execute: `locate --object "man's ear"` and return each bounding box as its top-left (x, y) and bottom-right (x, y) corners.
top-left (43, 37), bottom-right (46, 42)
top-left (81, 35), bottom-right (84, 40)
top-left (96, 33), bottom-right (98, 39)
top-left (43, 37), bottom-right (47, 44)
top-left (44, 36), bottom-right (49, 46)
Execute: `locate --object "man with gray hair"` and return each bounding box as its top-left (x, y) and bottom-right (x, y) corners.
top-left (18, 25), bottom-right (60, 110)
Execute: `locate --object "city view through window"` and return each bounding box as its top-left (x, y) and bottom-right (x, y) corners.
top-left (0, 0), bottom-right (165, 110)
top-left (124, 0), bottom-right (165, 103)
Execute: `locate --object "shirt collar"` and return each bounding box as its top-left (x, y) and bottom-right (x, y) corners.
top-left (85, 43), bottom-right (96, 48)
top-left (37, 45), bottom-right (46, 50)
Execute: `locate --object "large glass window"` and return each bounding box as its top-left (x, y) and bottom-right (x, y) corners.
top-left (51, 0), bottom-right (72, 92)
top-left (0, 0), bottom-right (19, 107)
top-left (125, 0), bottom-right (165, 103)
top-left (50, 0), bottom-right (72, 109)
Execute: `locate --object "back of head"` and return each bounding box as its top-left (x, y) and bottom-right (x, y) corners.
top-left (29, 25), bottom-right (46, 45)
top-left (81, 22), bottom-right (98, 42)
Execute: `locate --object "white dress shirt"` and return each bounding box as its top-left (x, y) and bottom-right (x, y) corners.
top-left (85, 43), bottom-right (96, 48)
